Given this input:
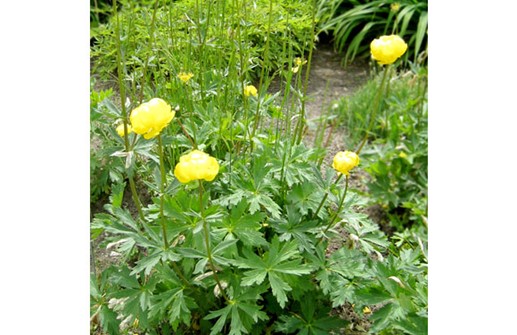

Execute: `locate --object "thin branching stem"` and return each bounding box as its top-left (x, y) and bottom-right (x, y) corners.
top-left (113, 0), bottom-right (144, 222)
top-left (138, 0), bottom-right (161, 104)
top-left (355, 64), bottom-right (391, 155)
top-left (313, 173), bottom-right (343, 219)
top-left (198, 181), bottom-right (229, 302)
top-left (157, 134), bottom-right (169, 248)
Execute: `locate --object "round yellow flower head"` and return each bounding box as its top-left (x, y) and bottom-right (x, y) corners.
top-left (178, 72), bottom-right (194, 83)
top-left (294, 57), bottom-right (307, 66)
top-left (174, 150), bottom-right (220, 183)
top-left (116, 123), bottom-right (132, 137)
top-left (390, 2), bottom-right (401, 13)
top-left (370, 35), bottom-right (408, 65)
top-left (130, 98), bottom-right (174, 139)
top-left (243, 85), bottom-right (258, 97)
top-left (332, 151), bottom-right (360, 175)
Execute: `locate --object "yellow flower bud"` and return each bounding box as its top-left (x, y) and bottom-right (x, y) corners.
top-left (243, 85), bottom-right (258, 97)
top-left (294, 57), bottom-right (307, 66)
top-left (129, 98), bottom-right (174, 139)
top-left (390, 2), bottom-right (401, 13)
top-left (174, 150), bottom-right (220, 183)
top-left (363, 306), bottom-right (372, 314)
top-left (178, 72), bottom-right (194, 83)
top-left (332, 151), bottom-right (360, 175)
top-left (370, 35), bottom-right (408, 65)
top-left (116, 123), bottom-right (132, 137)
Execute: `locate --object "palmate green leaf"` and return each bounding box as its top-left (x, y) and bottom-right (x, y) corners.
top-left (271, 205), bottom-right (319, 253)
top-left (275, 293), bottom-right (344, 335)
top-left (270, 142), bottom-right (319, 188)
top-left (213, 199), bottom-right (267, 245)
top-left (109, 267), bottom-right (158, 330)
top-left (148, 287), bottom-right (197, 331)
top-left (235, 236), bottom-right (312, 308)
top-left (286, 181), bottom-right (322, 216)
top-left (130, 248), bottom-right (181, 276)
top-left (393, 314), bottom-right (428, 335)
top-left (205, 285), bottom-right (268, 335)
top-left (98, 304), bottom-right (121, 335)
top-left (268, 272), bottom-right (291, 308)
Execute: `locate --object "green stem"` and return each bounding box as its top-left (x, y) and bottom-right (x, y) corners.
top-left (313, 173), bottom-right (343, 219)
top-left (137, 0), bottom-right (160, 104)
top-left (113, 0), bottom-right (144, 222)
top-left (250, 0), bottom-right (273, 147)
top-left (198, 181), bottom-right (229, 302)
top-left (355, 64), bottom-right (391, 155)
top-left (321, 175), bottom-right (349, 236)
top-left (293, 0), bottom-right (317, 145)
top-left (158, 134), bottom-right (169, 248)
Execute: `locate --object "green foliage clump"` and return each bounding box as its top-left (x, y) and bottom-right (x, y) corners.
top-left (90, 1), bottom-right (428, 334)
top-left (91, 0), bottom-right (315, 84)
top-left (316, 0), bottom-right (428, 66)
top-left (330, 65), bottom-right (428, 231)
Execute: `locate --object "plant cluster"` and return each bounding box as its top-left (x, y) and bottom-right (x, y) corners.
top-left (316, 0), bottom-right (428, 67)
top-left (90, 1), bottom-right (428, 334)
top-left (329, 61), bottom-right (428, 232)
top-left (90, 0), bottom-right (315, 85)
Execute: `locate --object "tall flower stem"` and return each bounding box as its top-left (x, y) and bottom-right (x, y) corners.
top-left (137, 0), bottom-right (160, 104)
top-left (313, 173), bottom-right (343, 219)
top-left (113, 0), bottom-right (144, 222)
top-left (250, 0), bottom-right (273, 147)
top-left (322, 175), bottom-right (349, 235)
top-left (157, 134), bottom-right (169, 248)
top-left (198, 181), bottom-right (229, 302)
top-left (355, 64), bottom-right (391, 155)
top-left (293, 0), bottom-right (317, 145)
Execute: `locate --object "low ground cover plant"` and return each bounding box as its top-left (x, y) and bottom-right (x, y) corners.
top-left (90, 1), bottom-right (428, 334)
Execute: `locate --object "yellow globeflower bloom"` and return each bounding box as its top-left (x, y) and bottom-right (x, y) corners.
top-left (243, 85), bottom-right (258, 97)
top-left (178, 72), bottom-right (194, 83)
top-left (294, 57), bottom-right (307, 66)
top-left (174, 150), bottom-right (220, 183)
top-left (370, 35), bottom-right (408, 65)
top-left (390, 2), bottom-right (401, 13)
top-left (130, 98), bottom-right (174, 139)
top-left (332, 151), bottom-right (360, 175)
top-left (292, 57), bottom-right (307, 73)
top-left (116, 123), bottom-right (132, 137)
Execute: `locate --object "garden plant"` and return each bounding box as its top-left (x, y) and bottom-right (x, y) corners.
top-left (90, 0), bottom-right (428, 334)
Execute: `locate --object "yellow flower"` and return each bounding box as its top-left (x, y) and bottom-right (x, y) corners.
top-left (178, 72), bottom-right (194, 83)
top-left (390, 2), bottom-right (401, 13)
top-left (130, 98), bottom-right (174, 139)
top-left (370, 35), bottom-right (408, 65)
top-left (116, 123), bottom-right (132, 137)
top-left (294, 57), bottom-right (307, 66)
top-left (332, 151), bottom-right (360, 175)
top-left (363, 306), bottom-right (372, 314)
top-left (174, 150), bottom-right (220, 183)
top-left (292, 57), bottom-right (307, 73)
top-left (243, 85), bottom-right (258, 97)
top-left (398, 151), bottom-right (408, 159)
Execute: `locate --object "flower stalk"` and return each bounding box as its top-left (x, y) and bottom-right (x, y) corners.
top-left (113, 0), bottom-right (145, 222)
top-left (198, 181), bottom-right (229, 302)
top-left (355, 64), bottom-right (390, 155)
top-left (157, 134), bottom-right (169, 248)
